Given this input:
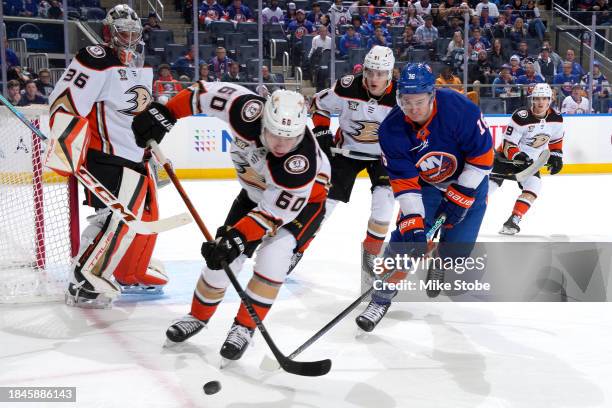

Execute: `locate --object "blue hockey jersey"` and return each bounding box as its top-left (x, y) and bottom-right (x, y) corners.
top-left (378, 89), bottom-right (493, 217)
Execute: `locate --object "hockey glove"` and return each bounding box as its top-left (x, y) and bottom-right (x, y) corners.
top-left (201, 227), bottom-right (246, 270)
top-left (389, 214), bottom-right (427, 257)
top-left (436, 183), bottom-right (476, 228)
top-left (313, 126), bottom-right (334, 157)
top-left (512, 151), bottom-right (534, 172)
top-left (132, 102), bottom-right (177, 148)
top-left (547, 150), bottom-right (563, 175)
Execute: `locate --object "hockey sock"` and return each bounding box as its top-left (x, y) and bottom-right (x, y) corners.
top-left (234, 271), bottom-right (281, 329)
top-left (190, 276), bottom-right (226, 322)
top-left (512, 191), bottom-right (537, 218)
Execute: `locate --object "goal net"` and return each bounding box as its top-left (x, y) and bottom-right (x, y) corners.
top-left (0, 106), bottom-right (79, 303)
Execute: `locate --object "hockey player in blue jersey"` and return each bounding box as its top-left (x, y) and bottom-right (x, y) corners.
top-left (355, 63), bottom-right (494, 332)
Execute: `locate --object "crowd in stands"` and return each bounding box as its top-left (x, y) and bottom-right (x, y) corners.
top-left (2, 0), bottom-right (106, 19)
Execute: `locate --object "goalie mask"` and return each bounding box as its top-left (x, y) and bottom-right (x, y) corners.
top-left (103, 4), bottom-right (144, 67)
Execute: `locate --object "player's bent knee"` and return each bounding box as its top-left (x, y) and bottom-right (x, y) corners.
top-left (254, 229), bottom-right (296, 283)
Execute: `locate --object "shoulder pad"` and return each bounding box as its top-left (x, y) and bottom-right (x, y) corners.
top-left (75, 45), bottom-right (122, 70)
top-left (267, 131), bottom-right (317, 189)
top-left (334, 73), bottom-right (369, 101)
top-left (511, 108), bottom-right (535, 125)
top-left (339, 75), bottom-right (355, 88)
top-left (546, 109), bottom-right (564, 123)
top-left (228, 94), bottom-right (266, 141)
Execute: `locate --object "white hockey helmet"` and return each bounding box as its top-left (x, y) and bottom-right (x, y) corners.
top-left (261, 90), bottom-right (307, 149)
top-left (363, 45), bottom-right (395, 81)
top-left (530, 83), bottom-right (553, 99)
top-left (103, 4), bottom-right (143, 66)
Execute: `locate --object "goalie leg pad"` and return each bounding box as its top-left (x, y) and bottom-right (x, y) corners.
top-left (44, 112), bottom-right (90, 177)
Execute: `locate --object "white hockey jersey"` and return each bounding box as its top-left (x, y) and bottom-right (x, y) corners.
top-left (561, 95), bottom-right (591, 114)
top-left (165, 81), bottom-right (331, 241)
top-left (311, 74), bottom-right (397, 157)
top-left (501, 107), bottom-right (564, 160)
top-left (49, 45), bottom-right (154, 163)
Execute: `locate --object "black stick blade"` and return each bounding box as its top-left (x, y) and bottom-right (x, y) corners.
top-left (279, 357), bottom-right (332, 377)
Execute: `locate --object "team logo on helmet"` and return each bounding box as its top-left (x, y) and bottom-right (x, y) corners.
top-left (284, 155), bottom-right (309, 174)
top-left (416, 151), bottom-right (458, 184)
top-left (241, 99), bottom-right (264, 122)
top-left (119, 86), bottom-right (153, 116)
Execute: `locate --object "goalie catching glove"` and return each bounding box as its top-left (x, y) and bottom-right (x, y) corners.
top-left (201, 227), bottom-right (247, 270)
top-left (132, 102), bottom-right (177, 148)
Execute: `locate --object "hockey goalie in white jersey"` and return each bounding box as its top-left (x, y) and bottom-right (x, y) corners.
top-left (131, 83), bottom-right (330, 361)
top-left (489, 83), bottom-right (565, 234)
top-left (47, 5), bottom-right (169, 308)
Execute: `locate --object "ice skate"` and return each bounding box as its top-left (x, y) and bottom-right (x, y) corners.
top-left (499, 214), bottom-right (521, 235)
top-left (356, 300), bottom-right (391, 333)
top-left (164, 314), bottom-right (207, 347)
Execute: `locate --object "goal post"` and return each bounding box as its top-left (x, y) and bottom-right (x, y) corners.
top-left (0, 105), bottom-right (79, 303)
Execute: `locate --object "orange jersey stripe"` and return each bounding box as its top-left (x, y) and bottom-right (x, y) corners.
top-left (166, 88), bottom-right (197, 119)
top-left (390, 176), bottom-right (420, 194)
top-left (548, 140), bottom-right (563, 150)
top-left (466, 147), bottom-right (494, 167)
top-left (312, 111), bottom-right (331, 128)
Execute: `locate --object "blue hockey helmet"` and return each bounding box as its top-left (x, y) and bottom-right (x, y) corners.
top-left (397, 63), bottom-right (436, 95)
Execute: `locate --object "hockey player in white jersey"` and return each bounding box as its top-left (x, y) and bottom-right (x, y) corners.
top-left (310, 45), bottom-right (397, 273)
top-left (131, 84), bottom-right (330, 361)
top-left (46, 4), bottom-right (170, 308)
top-left (489, 83), bottom-right (564, 235)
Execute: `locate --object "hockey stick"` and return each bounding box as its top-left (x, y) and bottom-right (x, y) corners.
top-left (330, 147), bottom-right (380, 160)
top-left (260, 215), bottom-right (446, 372)
top-left (147, 140), bottom-right (332, 377)
top-left (491, 150), bottom-right (551, 183)
top-left (0, 94), bottom-right (191, 235)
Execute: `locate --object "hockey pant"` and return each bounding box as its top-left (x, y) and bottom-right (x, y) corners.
top-left (73, 158), bottom-right (164, 297)
top-left (190, 189), bottom-right (326, 329)
top-left (372, 178), bottom-right (489, 304)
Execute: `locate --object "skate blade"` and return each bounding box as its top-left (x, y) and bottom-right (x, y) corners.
top-left (355, 328), bottom-right (370, 339)
top-left (163, 338), bottom-right (181, 348)
top-left (219, 358), bottom-right (234, 370)
top-left (499, 227), bottom-right (518, 235)
top-left (65, 293), bottom-right (112, 309)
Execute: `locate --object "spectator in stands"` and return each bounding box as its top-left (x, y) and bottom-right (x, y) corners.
top-left (287, 9), bottom-right (314, 74)
top-left (226, 0), bottom-right (253, 23)
top-left (318, 14), bottom-right (332, 32)
top-left (47, 0), bottom-right (62, 19)
top-left (458, 2), bottom-right (473, 18)
top-left (542, 40), bottom-right (563, 68)
top-left (400, 26), bottom-right (419, 58)
top-left (469, 27), bottom-right (491, 53)
top-left (18, 0), bottom-right (38, 17)
top-left (183, 0), bottom-right (193, 24)
top-left (35, 69), bottom-right (54, 97)
top-left (492, 14), bottom-right (511, 38)
top-left (406, 4), bottom-right (425, 29)
top-left (222, 62), bottom-right (243, 82)
top-left (430, 4), bottom-right (448, 30)
top-left (469, 14), bottom-right (482, 34)
top-left (199, 0), bottom-right (225, 26)
top-left (339, 25), bottom-right (362, 57)
top-left (143, 12), bottom-right (162, 45)
top-left (516, 40), bottom-right (530, 60)
top-left (174, 46), bottom-right (205, 78)
top-left (284, 2), bottom-right (297, 26)
top-left (199, 64), bottom-right (217, 82)
top-left (510, 18), bottom-right (527, 49)
top-left (554, 61), bottom-right (581, 97)
top-left (415, 0), bottom-right (432, 16)
top-left (351, 15), bottom-right (369, 36)
top-left (38, 0), bottom-right (50, 18)
top-left (382, 0), bottom-right (404, 26)
top-left (436, 64), bottom-right (463, 91)
top-left (501, 4), bottom-right (516, 25)
top-left (18, 80), bottom-right (47, 106)
top-left (492, 64), bottom-right (519, 96)
top-left (353, 63), bottom-right (363, 75)
top-left (479, 7), bottom-right (496, 35)
top-left (509, 54), bottom-right (525, 78)
top-left (521, 0), bottom-right (546, 42)
top-left (4, 40), bottom-right (20, 69)
top-left (415, 14), bottom-right (438, 47)
top-left (261, 65), bottom-right (282, 92)
top-left (516, 61), bottom-right (545, 95)
top-left (308, 24), bottom-right (332, 59)
top-left (8, 65), bottom-right (31, 87)
top-left (446, 30), bottom-right (464, 59)
top-left (560, 49), bottom-right (584, 77)
top-left (330, 0), bottom-right (352, 27)
top-left (476, 0), bottom-right (499, 17)
top-left (209, 47), bottom-right (233, 78)
top-left (582, 61), bottom-right (609, 112)
top-left (446, 16), bottom-right (464, 36)
top-left (561, 84), bottom-right (591, 113)
top-left (535, 46), bottom-right (556, 83)
top-left (154, 64), bottom-right (182, 99)
top-left (367, 26), bottom-right (390, 49)
top-left (393, 66), bottom-right (401, 81)
top-left (488, 38), bottom-right (509, 71)
top-left (262, 0), bottom-right (284, 24)
top-left (590, 0), bottom-right (610, 26)
top-left (6, 80), bottom-right (22, 106)
top-left (307, 2), bottom-right (324, 24)
top-left (469, 49), bottom-right (494, 84)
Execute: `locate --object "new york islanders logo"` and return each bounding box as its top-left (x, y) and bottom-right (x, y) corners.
top-left (416, 151), bottom-right (458, 184)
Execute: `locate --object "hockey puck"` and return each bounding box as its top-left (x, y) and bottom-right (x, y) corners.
top-left (203, 380), bottom-right (221, 395)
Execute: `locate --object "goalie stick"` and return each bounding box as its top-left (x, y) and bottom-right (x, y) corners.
top-left (0, 94), bottom-right (191, 235)
top-left (491, 150), bottom-right (551, 183)
top-left (147, 140), bottom-right (332, 377)
top-left (260, 215), bottom-right (446, 372)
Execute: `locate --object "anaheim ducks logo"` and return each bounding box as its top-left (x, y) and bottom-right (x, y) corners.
top-left (346, 120), bottom-right (380, 144)
top-left (529, 134), bottom-right (550, 148)
top-left (416, 151), bottom-right (458, 184)
top-left (234, 161), bottom-right (266, 190)
top-left (119, 86), bottom-right (153, 116)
